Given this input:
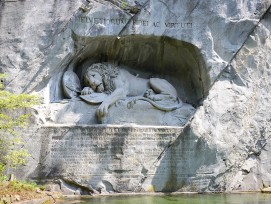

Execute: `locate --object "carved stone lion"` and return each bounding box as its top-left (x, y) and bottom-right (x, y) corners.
top-left (80, 63), bottom-right (182, 122)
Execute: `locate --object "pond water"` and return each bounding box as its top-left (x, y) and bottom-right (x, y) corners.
top-left (57, 193), bottom-right (271, 204)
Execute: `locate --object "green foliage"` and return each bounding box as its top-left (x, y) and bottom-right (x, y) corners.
top-left (9, 180), bottom-right (42, 191)
top-left (120, 0), bottom-right (129, 9)
top-left (4, 149), bottom-right (30, 168)
top-left (0, 74), bottom-right (39, 177)
top-left (0, 163), bottom-right (7, 182)
top-left (0, 175), bottom-right (7, 182)
top-left (0, 162), bottom-right (5, 173)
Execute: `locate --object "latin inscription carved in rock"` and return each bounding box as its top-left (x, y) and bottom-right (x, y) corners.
top-left (41, 126), bottom-right (183, 189)
top-left (76, 17), bottom-right (193, 29)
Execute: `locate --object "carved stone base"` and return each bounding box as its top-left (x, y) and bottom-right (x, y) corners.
top-left (42, 99), bottom-right (195, 126)
top-left (24, 125), bottom-right (217, 193)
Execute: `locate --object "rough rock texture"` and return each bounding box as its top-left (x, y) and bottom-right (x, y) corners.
top-left (30, 126), bottom-right (184, 193)
top-left (190, 9), bottom-right (271, 191)
top-left (0, 0), bottom-right (83, 93)
top-left (39, 101), bottom-right (195, 126)
top-left (1, 0), bottom-right (271, 192)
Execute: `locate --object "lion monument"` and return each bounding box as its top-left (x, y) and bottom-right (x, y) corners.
top-left (78, 63), bottom-right (182, 122)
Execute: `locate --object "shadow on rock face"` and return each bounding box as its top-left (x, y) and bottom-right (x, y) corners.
top-left (149, 126), bottom-right (217, 192)
top-left (51, 34), bottom-right (210, 107)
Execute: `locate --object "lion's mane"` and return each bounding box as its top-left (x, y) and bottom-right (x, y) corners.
top-left (84, 63), bottom-right (119, 94)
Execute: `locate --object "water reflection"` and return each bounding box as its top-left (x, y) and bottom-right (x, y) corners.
top-left (57, 193), bottom-right (271, 204)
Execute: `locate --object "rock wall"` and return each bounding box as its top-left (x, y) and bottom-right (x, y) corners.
top-left (1, 0), bottom-right (271, 193)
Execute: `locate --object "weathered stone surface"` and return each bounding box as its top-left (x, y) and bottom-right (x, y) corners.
top-left (2, 0), bottom-right (271, 193)
top-left (38, 100), bottom-right (195, 126)
top-left (1, 0), bottom-right (269, 95)
top-left (0, 0), bottom-right (83, 94)
top-left (29, 125), bottom-right (184, 193)
top-left (191, 8), bottom-right (271, 191)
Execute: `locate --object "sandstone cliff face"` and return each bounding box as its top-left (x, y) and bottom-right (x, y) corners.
top-left (1, 0), bottom-right (271, 193)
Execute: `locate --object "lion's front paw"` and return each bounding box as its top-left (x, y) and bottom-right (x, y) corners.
top-left (81, 87), bottom-right (94, 95)
top-left (96, 102), bottom-right (109, 118)
top-left (144, 89), bottom-right (155, 98)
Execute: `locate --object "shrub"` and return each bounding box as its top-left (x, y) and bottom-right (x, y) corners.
top-left (0, 74), bottom-right (39, 178)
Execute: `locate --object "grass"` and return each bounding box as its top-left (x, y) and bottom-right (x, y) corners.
top-left (0, 180), bottom-right (46, 201)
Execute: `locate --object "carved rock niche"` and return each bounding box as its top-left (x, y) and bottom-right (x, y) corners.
top-left (51, 35), bottom-right (209, 126)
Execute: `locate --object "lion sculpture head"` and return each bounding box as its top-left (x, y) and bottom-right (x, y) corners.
top-left (83, 63), bottom-right (119, 94)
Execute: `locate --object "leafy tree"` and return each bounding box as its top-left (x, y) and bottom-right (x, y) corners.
top-left (0, 74), bottom-right (39, 178)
